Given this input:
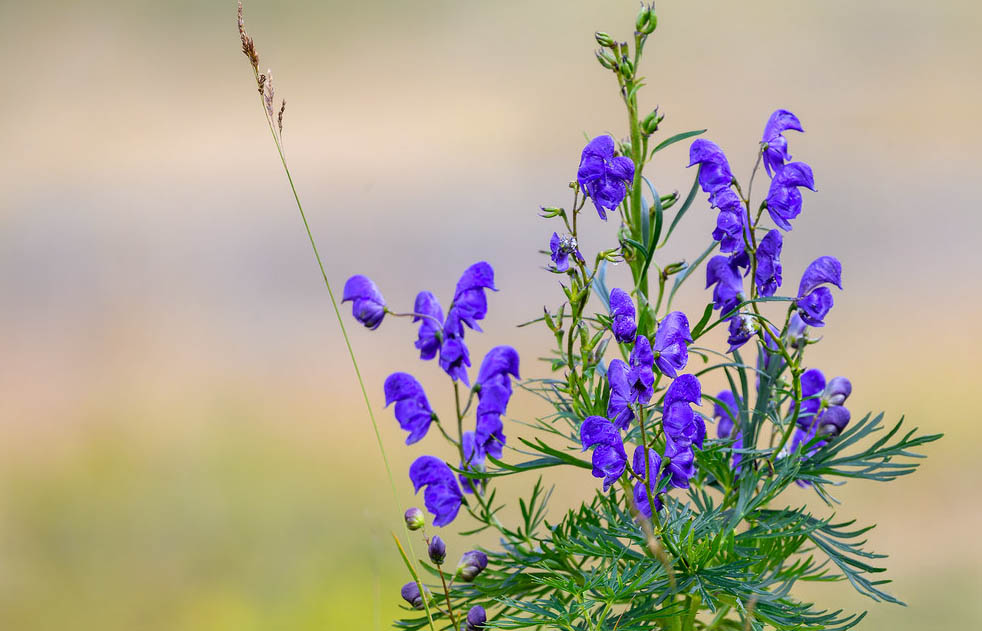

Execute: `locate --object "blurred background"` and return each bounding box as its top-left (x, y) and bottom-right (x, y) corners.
top-left (1, 0), bottom-right (980, 629)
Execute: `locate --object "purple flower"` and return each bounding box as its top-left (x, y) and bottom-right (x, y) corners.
top-left (706, 252), bottom-right (748, 315)
top-left (606, 360), bottom-right (635, 430)
top-left (688, 139), bottom-right (735, 199)
top-left (409, 456), bottom-right (463, 527)
top-left (550, 232), bottom-right (584, 272)
top-left (761, 109), bottom-right (804, 177)
top-left (465, 606), bottom-right (487, 631)
top-left (755, 230), bottom-right (783, 297)
top-left (629, 335), bottom-right (656, 404)
top-left (577, 135), bottom-right (635, 220)
top-left (428, 535), bottom-right (447, 565)
top-left (459, 431), bottom-right (487, 494)
top-left (711, 189), bottom-right (747, 254)
top-left (726, 313), bottom-right (757, 352)
top-left (439, 335), bottom-right (471, 384)
top-left (661, 374), bottom-right (705, 449)
top-left (608, 288), bottom-right (637, 344)
top-left (764, 162), bottom-right (816, 231)
top-left (797, 369), bottom-right (852, 437)
top-left (579, 415), bottom-right (628, 490)
top-left (632, 446), bottom-right (664, 517)
top-left (714, 391), bottom-right (743, 471)
top-left (664, 438), bottom-right (697, 489)
top-left (653, 311), bottom-right (692, 378)
top-left (473, 346), bottom-right (520, 458)
top-left (788, 312), bottom-right (809, 348)
top-left (384, 373), bottom-right (435, 444)
top-left (400, 581), bottom-right (428, 609)
top-left (796, 256), bottom-right (842, 327)
top-left (445, 262), bottom-right (497, 336)
top-left (456, 550), bottom-right (488, 582)
top-left (714, 391), bottom-right (740, 439)
top-left (342, 275), bottom-right (386, 330)
top-left (413, 291), bottom-right (444, 360)
top-left (603, 336), bottom-right (656, 426)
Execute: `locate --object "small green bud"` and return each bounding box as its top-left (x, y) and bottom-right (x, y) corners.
top-left (595, 49), bottom-right (617, 70)
top-left (594, 31), bottom-right (616, 48)
top-left (642, 108), bottom-right (665, 136)
top-left (663, 261), bottom-right (688, 277)
top-left (636, 4), bottom-right (657, 35)
top-left (539, 206), bottom-right (563, 218)
top-left (404, 507), bottom-right (425, 531)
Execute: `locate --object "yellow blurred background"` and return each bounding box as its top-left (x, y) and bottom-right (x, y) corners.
top-left (1, 0), bottom-right (980, 628)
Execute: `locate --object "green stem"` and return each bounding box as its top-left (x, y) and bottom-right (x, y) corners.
top-left (247, 68), bottom-right (436, 630)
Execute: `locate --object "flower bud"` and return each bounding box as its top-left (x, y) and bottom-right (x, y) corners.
top-left (465, 605), bottom-right (487, 631)
top-left (662, 261), bottom-right (688, 277)
top-left (400, 581), bottom-right (429, 609)
top-left (594, 31), bottom-right (616, 48)
top-left (824, 377), bottom-right (852, 406)
top-left (455, 550), bottom-right (488, 582)
top-left (595, 49), bottom-right (617, 70)
top-left (642, 108), bottom-right (665, 135)
top-left (427, 536), bottom-right (446, 565)
top-left (636, 4), bottom-right (658, 35)
top-left (404, 507), bottom-right (425, 531)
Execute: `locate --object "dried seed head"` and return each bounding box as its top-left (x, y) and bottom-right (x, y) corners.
top-left (277, 99), bottom-right (286, 134)
top-left (237, 2), bottom-right (259, 70)
top-left (263, 69), bottom-right (275, 119)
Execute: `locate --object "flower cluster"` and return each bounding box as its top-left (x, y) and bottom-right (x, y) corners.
top-left (343, 263), bottom-right (520, 527)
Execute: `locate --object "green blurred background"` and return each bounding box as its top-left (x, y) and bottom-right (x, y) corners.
top-left (1, 0), bottom-right (980, 628)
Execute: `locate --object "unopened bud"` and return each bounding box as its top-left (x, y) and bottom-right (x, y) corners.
top-left (642, 108), bottom-right (665, 135)
top-left (595, 49), bottom-right (617, 70)
top-left (595, 31), bottom-right (616, 48)
top-left (400, 581), bottom-right (429, 609)
top-left (456, 550), bottom-right (488, 582)
top-left (427, 536), bottom-right (446, 565)
top-left (662, 261), bottom-right (688, 277)
top-left (404, 507), bottom-right (425, 531)
top-left (465, 605), bottom-right (487, 631)
top-left (636, 4), bottom-right (658, 35)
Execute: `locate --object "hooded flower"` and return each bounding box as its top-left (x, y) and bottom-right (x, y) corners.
top-left (714, 391), bottom-right (740, 440)
top-left (604, 337), bottom-right (654, 426)
top-left (473, 346), bottom-right (520, 458)
top-left (653, 311), bottom-right (692, 378)
top-left (764, 162), bottom-right (816, 231)
top-left (579, 415), bottom-right (628, 490)
top-left (797, 369), bottom-right (852, 437)
top-left (688, 139), bottom-right (735, 199)
top-left (706, 251), bottom-right (748, 315)
top-left (711, 189), bottom-right (747, 254)
top-left (577, 135), bottom-right (636, 220)
top-left (459, 431), bottom-right (487, 494)
top-left (342, 275), bottom-right (386, 330)
top-left (444, 262), bottom-right (497, 336)
top-left (409, 456), bottom-right (464, 527)
top-left (400, 582), bottom-right (428, 609)
top-left (796, 256), bottom-right (842, 327)
top-left (661, 374), bottom-right (705, 449)
top-left (755, 230), bottom-right (783, 297)
top-left (608, 288), bottom-right (638, 344)
top-left (726, 313), bottom-right (757, 352)
top-left (714, 391), bottom-right (743, 471)
top-left (550, 232), bottom-right (584, 272)
top-left (761, 109), bottom-right (804, 177)
top-left (384, 373), bottom-right (435, 444)
top-left (439, 335), bottom-right (471, 384)
top-left (413, 291), bottom-right (444, 360)
top-left (632, 446), bottom-right (664, 517)
top-left (664, 437), bottom-right (697, 489)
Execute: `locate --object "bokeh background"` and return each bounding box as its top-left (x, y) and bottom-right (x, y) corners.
top-left (1, 0), bottom-right (980, 629)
